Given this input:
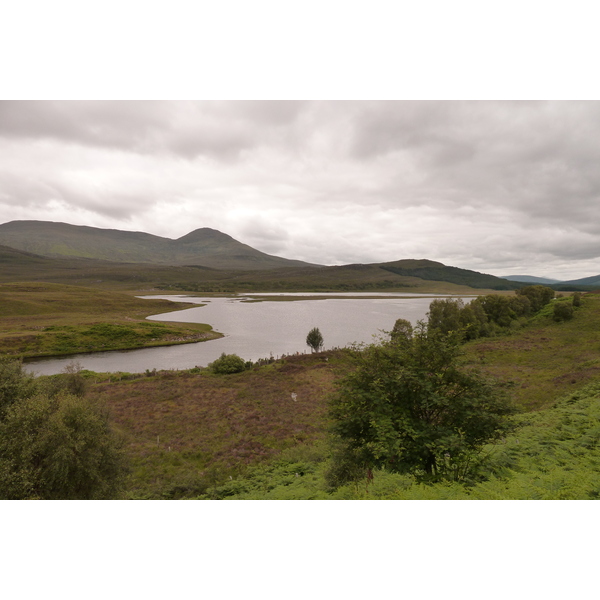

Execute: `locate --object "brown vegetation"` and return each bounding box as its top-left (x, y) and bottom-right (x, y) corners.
top-left (87, 352), bottom-right (345, 498)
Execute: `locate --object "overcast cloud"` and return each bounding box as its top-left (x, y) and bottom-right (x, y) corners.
top-left (1, 100), bottom-right (599, 279)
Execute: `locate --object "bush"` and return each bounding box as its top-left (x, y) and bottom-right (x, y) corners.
top-left (553, 301), bottom-right (574, 322)
top-left (329, 323), bottom-right (515, 483)
top-left (209, 353), bottom-right (247, 374)
top-left (0, 355), bottom-right (128, 499)
top-left (0, 356), bottom-right (37, 419)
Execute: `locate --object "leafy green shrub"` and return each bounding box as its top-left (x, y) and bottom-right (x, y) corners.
top-left (0, 356), bottom-right (36, 418)
top-left (0, 355), bottom-right (129, 499)
top-left (553, 301), bottom-right (574, 322)
top-left (208, 353), bottom-right (247, 374)
top-left (329, 324), bottom-right (516, 484)
top-left (0, 391), bottom-right (128, 499)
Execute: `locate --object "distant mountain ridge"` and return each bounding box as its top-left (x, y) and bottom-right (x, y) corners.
top-left (501, 274), bottom-right (600, 288)
top-left (0, 220), bottom-right (319, 271)
top-left (559, 274), bottom-right (600, 287)
top-left (501, 275), bottom-right (561, 284)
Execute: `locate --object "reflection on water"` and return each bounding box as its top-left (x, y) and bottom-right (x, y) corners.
top-left (25, 293), bottom-right (472, 376)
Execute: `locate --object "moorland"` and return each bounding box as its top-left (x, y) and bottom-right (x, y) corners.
top-left (1, 220), bottom-right (599, 500)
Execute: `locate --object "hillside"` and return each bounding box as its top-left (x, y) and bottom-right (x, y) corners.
top-left (559, 274), bottom-right (600, 287)
top-left (501, 274), bottom-right (561, 284)
top-left (0, 220), bottom-right (319, 271)
top-left (0, 220), bottom-right (525, 293)
top-left (378, 259), bottom-right (518, 290)
top-left (0, 243), bottom-right (522, 294)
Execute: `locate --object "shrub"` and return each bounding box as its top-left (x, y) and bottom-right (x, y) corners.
top-left (0, 392), bottom-right (128, 499)
top-left (209, 353), bottom-right (247, 374)
top-left (0, 355), bottom-right (128, 499)
top-left (329, 323), bottom-right (515, 484)
top-left (553, 301), bottom-right (574, 322)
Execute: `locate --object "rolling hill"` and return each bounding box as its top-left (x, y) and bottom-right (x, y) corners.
top-left (0, 220), bottom-right (319, 271)
top-left (0, 221), bottom-right (523, 292)
top-left (558, 274), bottom-right (600, 287)
top-left (380, 259), bottom-right (517, 290)
top-left (501, 275), bottom-right (561, 284)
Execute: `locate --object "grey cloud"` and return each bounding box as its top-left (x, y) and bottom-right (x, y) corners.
top-left (350, 102), bottom-right (600, 233)
top-left (0, 101), bottom-right (167, 151)
top-left (0, 101), bottom-right (312, 161)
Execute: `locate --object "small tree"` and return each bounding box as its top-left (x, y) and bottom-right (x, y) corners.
top-left (329, 323), bottom-right (515, 484)
top-left (306, 327), bottom-right (324, 353)
top-left (427, 298), bottom-right (464, 335)
top-left (390, 318), bottom-right (413, 345)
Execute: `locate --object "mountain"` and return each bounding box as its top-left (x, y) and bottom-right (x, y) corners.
top-left (380, 259), bottom-right (518, 290)
top-left (0, 220), bottom-right (319, 271)
top-left (0, 221), bottom-right (524, 292)
top-left (557, 274), bottom-right (600, 287)
top-left (501, 275), bottom-right (561, 284)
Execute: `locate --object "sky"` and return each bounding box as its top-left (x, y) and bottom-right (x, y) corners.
top-left (2, 100), bottom-right (600, 280)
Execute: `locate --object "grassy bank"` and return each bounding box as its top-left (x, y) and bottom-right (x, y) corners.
top-left (0, 282), bottom-right (221, 358)
top-left (463, 293), bottom-right (600, 410)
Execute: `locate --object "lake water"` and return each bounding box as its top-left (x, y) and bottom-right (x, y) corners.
top-left (25, 292), bottom-right (471, 376)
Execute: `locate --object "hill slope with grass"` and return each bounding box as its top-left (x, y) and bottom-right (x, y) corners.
top-left (1, 245), bottom-right (522, 294)
top-left (379, 259), bottom-right (518, 290)
top-left (501, 274), bottom-right (561, 284)
top-left (0, 220), bottom-right (522, 292)
top-left (0, 220), bottom-right (319, 270)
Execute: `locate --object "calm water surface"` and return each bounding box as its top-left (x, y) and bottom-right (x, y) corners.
top-left (25, 293), bottom-right (471, 375)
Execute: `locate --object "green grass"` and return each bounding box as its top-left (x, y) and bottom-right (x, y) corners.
top-left (0, 282), bottom-right (221, 357)
top-left (191, 379), bottom-right (600, 500)
top-left (462, 294), bottom-right (600, 410)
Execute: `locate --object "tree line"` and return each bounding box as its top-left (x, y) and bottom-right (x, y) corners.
top-left (426, 285), bottom-right (580, 340)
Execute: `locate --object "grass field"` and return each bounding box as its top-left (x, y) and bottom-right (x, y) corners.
top-left (463, 293), bottom-right (600, 410)
top-left (0, 282), bottom-right (222, 357)
top-left (84, 351), bottom-right (344, 498)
